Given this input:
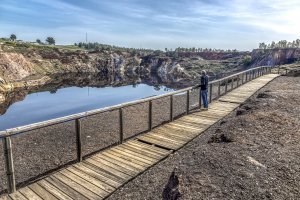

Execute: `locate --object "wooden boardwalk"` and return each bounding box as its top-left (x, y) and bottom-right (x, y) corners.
top-left (1, 74), bottom-right (279, 200)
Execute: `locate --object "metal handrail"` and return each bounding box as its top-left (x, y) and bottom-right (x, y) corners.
top-left (0, 65), bottom-right (271, 194)
top-left (0, 66), bottom-right (269, 138)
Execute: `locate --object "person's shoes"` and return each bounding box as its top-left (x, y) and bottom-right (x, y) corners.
top-left (203, 108), bottom-right (208, 111)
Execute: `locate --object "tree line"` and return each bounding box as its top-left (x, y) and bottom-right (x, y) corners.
top-left (7, 34), bottom-right (55, 45)
top-left (259, 39), bottom-right (300, 49)
top-left (74, 42), bottom-right (154, 54)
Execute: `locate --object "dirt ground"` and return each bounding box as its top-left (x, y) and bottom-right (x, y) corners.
top-left (106, 76), bottom-right (300, 200)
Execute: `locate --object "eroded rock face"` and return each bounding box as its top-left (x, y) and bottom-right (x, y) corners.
top-left (251, 48), bottom-right (300, 67)
top-left (0, 52), bottom-right (35, 81)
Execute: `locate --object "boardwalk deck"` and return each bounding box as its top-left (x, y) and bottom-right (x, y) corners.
top-left (1, 74), bottom-right (279, 200)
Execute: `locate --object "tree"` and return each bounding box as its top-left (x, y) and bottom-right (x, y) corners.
top-left (46, 37), bottom-right (55, 45)
top-left (10, 34), bottom-right (17, 41)
top-left (296, 39), bottom-right (300, 48)
top-left (36, 39), bottom-right (42, 44)
top-left (243, 55), bottom-right (252, 66)
top-left (259, 42), bottom-right (267, 49)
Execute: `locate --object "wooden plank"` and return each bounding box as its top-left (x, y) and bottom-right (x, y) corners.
top-left (121, 143), bottom-right (165, 159)
top-left (120, 143), bottom-right (165, 159)
top-left (166, 123), bottom-right (203, 132)
top-left (19, 187), bottom-right (43, 200)
top-left (67, 166), bottom-right (114, 193)
top-left (73, 163), bottom-right (121, 188)
top-left (163, 124), bottom-right (200, 135)
top-left (158, 126), bottom-right (198, 137)
top-left (157, 129), bottom-right (194, 141)
top-left (38, 180), bottom-right (73, 200)
top-left (109, 148), bottom-right (156, 166)
top-left (8, 192), bottom-right (27, 200)
top-left (95, 154), bottom-right (142, 173)
top-left (29, 183), bottom-right (59, 200)
top-left (112, 147), bottom-right (157, 164)
top-left (101, 151), bottom-right (146, 170)
top-left (80, 162), bottom-right (125, 184)
top-left (89, 156), bottom-right (137, 176)
top-left (45, 176), bottom-right (89, 200)
top-left (105, 149), bottom-right (150, 168)
top-left (182, 117), bottom-right (218, 124)
top-left (137, 135), bottom-right (178, 150)
top-left (0, 196), bottom-right (11, 200)
top-left (179, 118), bottom-right (217, 126)
top-left (171, 121), bottom-right (208, 130)
top-left (52, 173), bottom-right (101, 200)
top-left (173, 119), bottom-right (210, 127)
top-left (114, 146), bottom-right (158, 162)
top-left (145, 133), bottom-right (185, 146)
top-left (151, 129), bottom-right (192, 142)
top-left (183, 116), bottom-right (217, 122)
top-left (127, 140), bottom-right (171, 155)
top-left (59, 170), bottom-right (107, 198)
top-left (85, 158), bottom-right (131, 180)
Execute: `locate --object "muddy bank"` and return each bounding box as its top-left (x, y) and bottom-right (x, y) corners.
top-left (106, 76), bottom-right (300, 200)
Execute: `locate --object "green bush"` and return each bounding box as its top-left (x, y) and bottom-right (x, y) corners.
top-left (243, 55), bottom-right (252, 66)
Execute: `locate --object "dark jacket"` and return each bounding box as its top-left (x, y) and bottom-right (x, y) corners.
top-left (200, 75), bottom-right (209, 90)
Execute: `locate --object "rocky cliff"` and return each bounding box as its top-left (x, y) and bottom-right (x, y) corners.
top-left (0, 43), bottom-right (249, 94)
top-left (251, 48), bottom-right (300, 67)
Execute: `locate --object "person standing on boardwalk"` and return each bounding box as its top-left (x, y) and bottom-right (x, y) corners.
top-left (200, 70), bottom-right (209, 110)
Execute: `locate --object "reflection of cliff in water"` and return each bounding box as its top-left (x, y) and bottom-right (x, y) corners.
top-left (0, 72), bottom-right (173, 116)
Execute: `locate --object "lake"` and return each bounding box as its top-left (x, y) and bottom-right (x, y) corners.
top-left (0, 84), bottom-right (174, 131)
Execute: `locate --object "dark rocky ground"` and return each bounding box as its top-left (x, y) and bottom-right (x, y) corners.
top-left (106, 76), bottom-right (300, 200)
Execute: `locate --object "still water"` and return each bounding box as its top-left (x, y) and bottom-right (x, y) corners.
top-left (0, 84), bottom-right (173, 130)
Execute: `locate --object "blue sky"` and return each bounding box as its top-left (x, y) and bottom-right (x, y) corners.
top-left (0, 0), bottom-right (300, 50)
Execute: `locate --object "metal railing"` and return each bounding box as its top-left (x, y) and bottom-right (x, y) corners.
top-left (0, 66), bottom-right (271, 194)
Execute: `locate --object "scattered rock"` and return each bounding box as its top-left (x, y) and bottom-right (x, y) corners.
top-left (257, 92), bottom-right (272, 99)
top-left (208, 133), bottom-right (233, 143)
top-left (247, 156), bottom-right (266, 168)
top-left (220, 120), bottom-right (227, 125)
top-left (236, 108), bottom-right (246, 116)
top-left (162, 168), bottom-right (181, 200)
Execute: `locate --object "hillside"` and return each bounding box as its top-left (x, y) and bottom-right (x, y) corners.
top-left (0, 41), bottom-right (248, 91)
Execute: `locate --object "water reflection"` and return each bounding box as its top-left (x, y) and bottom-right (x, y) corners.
top-left (0, 73), bottom-right (174, 130)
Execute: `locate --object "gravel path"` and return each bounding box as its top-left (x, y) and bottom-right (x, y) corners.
top-left (106, 76), bottom-right (300, 200)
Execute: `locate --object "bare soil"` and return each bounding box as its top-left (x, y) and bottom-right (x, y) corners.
top-left (107, 76), bottom-right (300, 200)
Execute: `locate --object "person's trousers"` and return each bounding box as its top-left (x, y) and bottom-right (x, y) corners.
top-left (201, 89), bottom-right (208, 108)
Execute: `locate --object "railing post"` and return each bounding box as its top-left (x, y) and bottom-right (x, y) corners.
top-left (75, 119), bottom-right (82, 162)
top-left (217, 81), bottom-right (221, 97)
top-left (246, 72), bottom-right (248, 82)
top-left (277, 66), bottom-right (280, 74)
top-left (231, 77), bottom-right (234, 90)
top-left (242, 73), bottom-right (244, 84)
top-left (225, 79), bottom-right (228, 93)
top-left (186, 90), bottom-right (190, 114)
top-left (148, 100), bottom-right (152, 131)
top-left (170, 95), bottom-right (173, 121)
top-left (119, 108), bottom-right (123, 143)
top-left (209, 83), bottom-right (213, 103)
top-left (3, 137), bottom-right (16, 193)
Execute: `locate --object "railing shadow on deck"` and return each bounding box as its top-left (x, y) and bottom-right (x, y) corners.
top-left (0, 66), bottom-right (272, 195)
